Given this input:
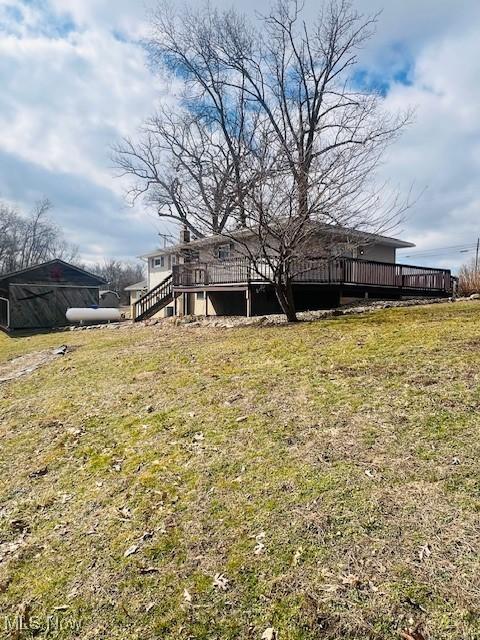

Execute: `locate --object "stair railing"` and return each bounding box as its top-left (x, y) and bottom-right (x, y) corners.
top-left (134, 274), bottom-right (173, 321)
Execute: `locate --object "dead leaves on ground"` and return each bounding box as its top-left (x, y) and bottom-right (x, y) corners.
top-left (0, 538), bottom-right (26, 563)
top-left (400, 626), bottom-right (426, 640)
top-left (213, 573), bottom-right (229, 591)
top-left (418, 544), bottom-right (432, 562)
top-left (123, 531), bottom-right (155, 558)
top-left (253, 531), bottom-right (266, 555)
top-left (292, 546), bottom-right (303, 566)
top-left (123, 544), bottom-right (139, 558)
top-left (321, 572), bottom-right (380, 595)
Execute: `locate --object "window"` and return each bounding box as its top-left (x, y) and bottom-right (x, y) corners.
top-left (153, 256), bottom-right (165, 268)
top-left (184, 249), bottom-right (200, 263)
top-left (216, 244), bottom-right (231, 260)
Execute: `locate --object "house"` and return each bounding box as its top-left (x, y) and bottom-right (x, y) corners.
top-left (124, 280), bottom-right (148, 309)
top-left (0, 259), bottom-right (106, 331)
top-left (125, 280), bottom-right (148, 319)
top-left (129, 226), bottom-right (453, 322)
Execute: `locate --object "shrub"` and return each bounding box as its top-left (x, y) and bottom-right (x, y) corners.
top-left (458, 259), bottom-right (480, 296)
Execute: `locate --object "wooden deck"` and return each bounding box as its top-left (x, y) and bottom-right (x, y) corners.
top-left (172, 257), bottom-right (452, 294)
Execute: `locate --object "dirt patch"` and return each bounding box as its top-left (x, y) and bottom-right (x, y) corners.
top-left (0, 346), bottom-right (71, 384)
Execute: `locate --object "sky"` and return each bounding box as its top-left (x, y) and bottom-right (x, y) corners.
top-left (0, 0), bottom-right (479, 270)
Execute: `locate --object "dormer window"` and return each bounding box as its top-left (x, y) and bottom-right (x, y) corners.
top-left (153, 256), bottom-right (165, 268)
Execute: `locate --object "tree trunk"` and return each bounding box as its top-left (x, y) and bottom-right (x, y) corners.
top-left (274, 279), bottom-right (298, 322)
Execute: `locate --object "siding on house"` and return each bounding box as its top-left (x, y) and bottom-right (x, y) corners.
top-left (147, 254), bottom-right (176, 289)
top-left (140, 252), bottom-right (175, 317)
top-left (358, 244), bottom-right (396, 263)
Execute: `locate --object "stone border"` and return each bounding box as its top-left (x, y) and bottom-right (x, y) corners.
top-left (45, 295), bottom-right (477, 333)
top-left (144, 296), bottom-right (462, 329)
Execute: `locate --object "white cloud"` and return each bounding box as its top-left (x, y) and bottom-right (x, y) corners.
top-left (47, 0), bottom-right (151, 37)
top-left (379, 23), bottom-right (480, 269)
top-left (0, 25), bottom-right (164, 186)
top-left (0, 0), bottom-right (169, 261)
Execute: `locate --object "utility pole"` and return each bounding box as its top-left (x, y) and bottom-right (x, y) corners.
top-left (476, 237), bottom-right (479, 273)
top-left (158, 233), bottom-right (173, 248)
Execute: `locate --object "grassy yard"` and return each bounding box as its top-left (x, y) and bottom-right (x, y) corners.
top-left (0, 303), bottom-right (479, 640)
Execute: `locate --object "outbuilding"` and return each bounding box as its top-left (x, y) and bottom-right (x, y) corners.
top-left (0, 259), bottom-right (107, 331)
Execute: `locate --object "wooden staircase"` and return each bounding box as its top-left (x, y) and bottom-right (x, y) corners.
top-left (133, 274), bottom-right (174, 322)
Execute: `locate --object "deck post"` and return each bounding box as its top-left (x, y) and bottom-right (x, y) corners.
top-left (173, 292), bottom-right (178, 317)
top-left (205, 291), bottom-right (209, 317)
top-left (246, 287), bottom-right (252, 318)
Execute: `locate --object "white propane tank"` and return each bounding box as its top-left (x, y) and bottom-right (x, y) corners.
top-left (66, 307), bottom-right (122, 324)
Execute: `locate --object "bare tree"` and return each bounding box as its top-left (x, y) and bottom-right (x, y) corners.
top-left (113, 34), bottom-right (258, 239)
top-left (0, 202), bottom-right (19, 273)
top-left (92, 259), bottom-right (145, 304)
top-left (458, 259), bottom-right (480, 296)
top-left (114, 110), bottom-right (243, 238)
top-left (117, 0), bottom-right (412, 320)
top-left (0, 199), bottom-right (79, 274)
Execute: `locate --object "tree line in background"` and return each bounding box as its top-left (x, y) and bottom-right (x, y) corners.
top-left (0, 199), bottom-right (79, 275)
top-left (115, 0), bottom-right (413, 320)
top-left (90, 259), bottom-right (144, 305)
top-left (0, 199), bottom-right (145, 304)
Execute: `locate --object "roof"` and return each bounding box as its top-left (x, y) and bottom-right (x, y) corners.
top-left (124, 280), bottom-right (148, 291)
top-left (0, 259), bottom-right (107, 286)
top-left (142, 225), bottom-right (415, 254)
top-left (345, 229), bottom-right (415, 249)
top-left (140, 248), bottom-right (174, 259)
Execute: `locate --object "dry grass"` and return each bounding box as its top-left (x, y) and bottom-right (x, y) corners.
top-left (0, 303), bottom-right (479, 639)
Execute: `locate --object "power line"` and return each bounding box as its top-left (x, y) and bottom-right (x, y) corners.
top-left (401, 243), bottom-right (477, 259)
top-left (405, 249), bottom-right (475, 258)
top-left (403, 243), bottom-right (476, 255)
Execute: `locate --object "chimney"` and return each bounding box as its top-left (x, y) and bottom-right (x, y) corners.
top-left (180, 225), bottom-right (190, 244)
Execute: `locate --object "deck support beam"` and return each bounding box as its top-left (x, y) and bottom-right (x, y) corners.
top-left (246, 287), bottom-right (252, 318)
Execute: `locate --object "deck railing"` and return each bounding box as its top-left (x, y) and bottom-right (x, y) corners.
top-left (172, 257), bottom-right (452, 293)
